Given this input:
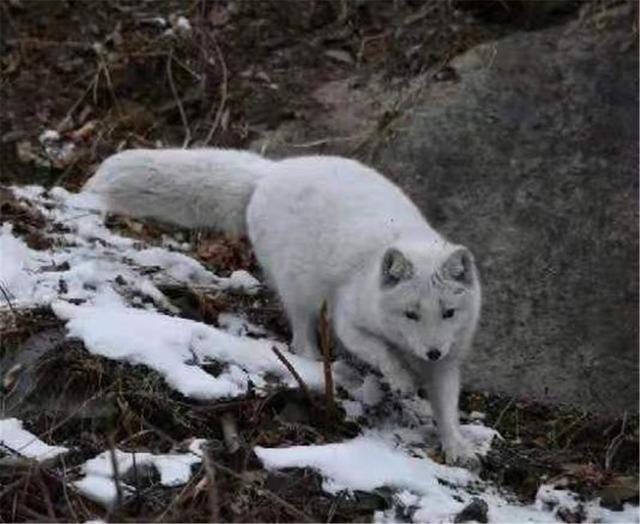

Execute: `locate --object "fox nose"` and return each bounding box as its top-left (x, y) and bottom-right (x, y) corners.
top-left (426, 348), bottom-right (442, 361)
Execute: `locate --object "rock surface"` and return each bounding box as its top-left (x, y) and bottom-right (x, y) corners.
top-left (253, 5), bottom-right (639, 414)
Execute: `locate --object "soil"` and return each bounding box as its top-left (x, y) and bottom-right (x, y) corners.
top-left (1, 1), bottom-right (637, 522)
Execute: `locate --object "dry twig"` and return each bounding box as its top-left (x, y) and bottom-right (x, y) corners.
top-left (605, 411), bottom-right (628, 471)
top-left (201, 448), bottom-right (221, 523)
top-left (107, 435), bottom-right (124, 511)
top-left (492, 396), bottom-right (515, 430)
top-left (319, 300), bottom-right (336, 425)
top-left (166, 48), bottom-right (192, 147)
top-left (221, 412), bottom-right (241, 454)
top-left (271, 345), bottom-right (314, 405)
top-left (202, 31), bottom-right (228, 144)
top-left (0, 282), bottom-right (16, 316)
top-left (145, 422), bottom-right (317, 523)
top-left (34, 470), bottom-right (57, 521)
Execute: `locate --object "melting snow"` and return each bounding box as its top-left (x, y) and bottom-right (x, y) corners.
top-left (0, 418), bottom-right (68, 462)
top-left (256, 434), bottom-right (639, 523)
top-left (53, 301), bottom-right (324, 399)
top-left (2, 186), bottom-right (260, 308)
top-left (73, 439), bottom-right (206, 508)
top-left (255, 435), bottom-right (475, 494)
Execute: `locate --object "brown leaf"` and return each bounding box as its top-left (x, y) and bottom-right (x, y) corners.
top-left (196, 235), bottom-right (253, 272)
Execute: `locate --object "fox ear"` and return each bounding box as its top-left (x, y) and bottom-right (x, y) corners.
top-left (381, 248), bottom-right (414, 287)
top-left (441, 247), bottom-right (475, 286)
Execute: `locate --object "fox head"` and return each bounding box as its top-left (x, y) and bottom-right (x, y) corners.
top-left (375, 241), bottom-right (481, 363)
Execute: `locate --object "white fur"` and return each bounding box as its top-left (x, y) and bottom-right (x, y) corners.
top-left (84, 148), bottom-right (272, 235)
top-left (84, 148), bottom-right (482, 469)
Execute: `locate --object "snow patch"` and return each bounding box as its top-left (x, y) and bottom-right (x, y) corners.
top-left (0, 418), bottom-right (68, 462)
top-left (256, 435), bottom-right (474, 495)
top-left (53, 301), bottom-right (324, 400)
top-left (218, 312), bottom-right (267, 337)
top-left (1, 186), bottom-right (260, 309)
top-left (256, 434), bottom-right (638, 523)
top-left (74, 439), bottom-right (206, 508)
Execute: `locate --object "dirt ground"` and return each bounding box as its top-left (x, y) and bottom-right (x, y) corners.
top-left (1, 1), bottom-right (638, 522)
top-left (1, 0), bottom-right (585, 186)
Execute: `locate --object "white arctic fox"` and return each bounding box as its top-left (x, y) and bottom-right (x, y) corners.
top-left (84, 148), bottom-right (482, 468)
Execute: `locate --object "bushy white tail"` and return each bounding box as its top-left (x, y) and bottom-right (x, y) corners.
top-left (84, 148), bottom-right (274, 235)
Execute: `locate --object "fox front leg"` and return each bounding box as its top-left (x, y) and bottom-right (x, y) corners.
top-left (424, 360), bottom-right (481, 470)
top-left (337, 323), bottom-right (416, 395)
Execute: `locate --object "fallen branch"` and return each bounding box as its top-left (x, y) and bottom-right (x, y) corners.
top-left (107, 436), bottom-right (124, 512)
top-left (0, 282), bottom-right (17, 316)
top-left (157, 465), bottom-right (204, 521)
top-left (6, 37), bottom-right (93, 50)
top-left (34, 469), bottom-right (57, 521)
top-left (145, 422), bottom-right (317, 523)
top-left (271, 345), bottom-right (313, 404)
top-left (319, 300), bottom-right (336, 426)
top-left (201, 450), bottom-right (220, 523)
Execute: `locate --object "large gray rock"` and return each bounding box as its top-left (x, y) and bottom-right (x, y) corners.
top-left (254, 5), bottom-right (639, 414)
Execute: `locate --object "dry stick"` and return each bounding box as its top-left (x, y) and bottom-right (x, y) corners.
top-left (0, 476), bottom-right (29, 504)
top-left (271, 345), bottom-right (313, 404)
top-left (58, 67), bottom-right (99, 129)
top-left (201, 450), bottom-right (220, 523)
top-left (144, 420), bottom-right (317, 523)
top-left (5, 37), bottom-right (94, 49)
top-left (0, 282), bottom-right (17, 316)
top-left (106, 435), bottom-right (124, 513)
top-left (157, 465), bottom-right (204, 521)
top-left (92, 65), bottom-right (101, 105)
top-left (11, 487), bottom-right (18, 522)
top-left (166, 48), bottom-right (192, 148)
top-left (59, 458), bottom-right (80, 523)
top-left (16, 503), bottom-right (53, 522)
top-left (37, 383), bottom-right (118, 441)
top-left (2, 457), bottom-right (84, 522)
top-left (605, 410), bottom-right (628, 471)
top-left (98, 57), bottom-right (119, 110)
top-left (319, 300), bottom-right (336, 425)
top-left (214, 459), bottom-right (316, 523)
top-left (203, 31), bottom-right (228, 145)
top-left (34, 469), bottom-right (57, 522)
top-left (220, 412), bottom-right (241, 454)
top-left (492, 396), bottom-right (515, 430)
top-left (557, 412), bottom-right (588, 449)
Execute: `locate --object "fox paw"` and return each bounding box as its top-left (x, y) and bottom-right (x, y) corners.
top-left (444, 439), bottom-right (482, 471)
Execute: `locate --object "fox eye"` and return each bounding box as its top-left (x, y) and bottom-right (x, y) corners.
top-left (442, 309), bottom-right (455, 319)
top-left (404, 311), bottom-right (420, 321)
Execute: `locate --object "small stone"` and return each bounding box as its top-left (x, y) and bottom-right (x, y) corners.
top-left (557, 505), bottom-right (586, 523)
top-left (454, 497), bottom-right (489, 523)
